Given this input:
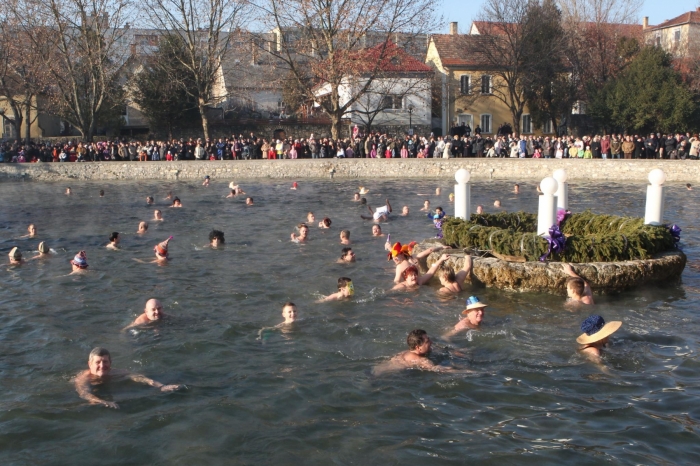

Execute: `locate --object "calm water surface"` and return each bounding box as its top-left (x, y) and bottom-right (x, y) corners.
top-left (1, 178), bottom-right (699, 465)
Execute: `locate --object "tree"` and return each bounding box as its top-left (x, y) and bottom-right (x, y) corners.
top-left (131, 36), bottom-right (201, 139)
top-left (521, 0), bottom-right (574, 132)
top-left (11, 0), bottom-right (132, 141)
top-left (589, 46), bottom-right (696, 134)
top-left (254, 0), bottom-right (438, 139)
top-left (141, 0), bottom-right (249, 140)
top-left (0, 15), bottom-right (48, 142)
top-left (476, 0), bottom-right (559, 131)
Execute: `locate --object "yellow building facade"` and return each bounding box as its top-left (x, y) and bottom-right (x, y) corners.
top-left (426, 24), bottom-right (551, 137)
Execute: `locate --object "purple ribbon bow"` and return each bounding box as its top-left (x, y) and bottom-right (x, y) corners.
top-left (668, 224), bottom-right (681, 243)
top-left (540, 225), bottom-right (566, 262)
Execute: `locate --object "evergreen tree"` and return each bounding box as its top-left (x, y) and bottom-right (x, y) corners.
top-left (590, 46), bottom-right (695, 134)
top-left (131, 36), bottom-right (201, 139)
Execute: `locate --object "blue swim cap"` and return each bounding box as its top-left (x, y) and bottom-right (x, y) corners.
top-left (466, 296), bottom-right (481, 307)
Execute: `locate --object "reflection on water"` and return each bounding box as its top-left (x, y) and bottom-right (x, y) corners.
top-left (1, 178), bottom-right (699, 464)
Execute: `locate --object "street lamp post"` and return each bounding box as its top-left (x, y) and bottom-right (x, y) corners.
top-left (408, 104), bottom-right (414, 135)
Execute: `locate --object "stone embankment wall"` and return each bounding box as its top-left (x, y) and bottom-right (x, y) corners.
top-left (0, 159), bottom-right (698, 182)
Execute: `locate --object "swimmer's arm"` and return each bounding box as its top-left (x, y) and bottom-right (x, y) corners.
top-left (454, 255), bottom-right (473, 284)
top-left (385, 199), bottom-right (391, 213)
top-left (415, 245), bottom-right (445, 260)
top-left (127, 373), bottom-right (180, 391)
top-left (393, 267), bottom-right (403, 283)
top-left (418, 254), bottom-right (449, 285)
top-left (75, 372), bottom-right (118, 408)
top-left (317, 292), bottom-right (343, 302)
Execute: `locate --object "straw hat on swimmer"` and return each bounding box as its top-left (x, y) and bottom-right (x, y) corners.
top-left (577, 315), bottom-right (621, 345)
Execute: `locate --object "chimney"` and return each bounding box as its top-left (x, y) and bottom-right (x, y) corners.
top-left (643, 17), bottom-right (649, 29)
top-left (450, 22), bottom-right (458, 35)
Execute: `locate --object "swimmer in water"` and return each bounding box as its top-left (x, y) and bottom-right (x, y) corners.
top-left (319, 217), bottom-right (332, 229)
top-left (513, 184), bottom-right (520, 194)
top-left (436, 254), bottom-right (473, 294)
top-left (123, 298), bottom-right (166, 331)
top-left (686, 183), bottom-right (692, 191)
top-left (577, 314), bottom-right (622, 362)
top-left (443, 295), bottom-right (487, 339)
top-left (19, 224), bottom-right (37, 238)
top-left (337, 247), bottom-right (356, 263)
top-left (371, 224), bottom-right (384, 237)
top-left (291, 182), bottom-right (298, 190)
top-left (66, 187), bottom-right (72, 195)
top-left (340, 230), bottom-right (351, 245)
top-left (202, 175), bottom-right (210, 186)
top-left (146, 196), bottom-right (154, 205)
top-left (291, 223), bottom-right (309, 242)
top-left (137, 221), bottom-right (148, 234)
top-left (359, 198), bottom-right (367, 206)
top-left (171, 197), bottom-right (182, 207)
top-left (30, 242), bottom-right (51, 260)
top-left (134, 237), bottom-right (172, 264)
top-left (69, 250), bottom-right (89, 274)
top-left (257, 302), bottom-right (299, 341)
top-left (317, 277), bottom-right (354, 302)
top-left (389, 242), bottom-right (445, 283)
top-left (99, 190), bottom-right (105, 197)
top-left (420, 200), bottom-right (430, 212)
top-left (562, 263), bottom-right (594, 305)
top-left (353, 192), bottom-right (361, 202)
top-left (476, 205), bottom-right (484, 214)
top-left (373, 329), bottom-right (469, 374)
top-left (153, 209), bottom-right (163, 221)
top-left (74, 347), bottom-right (180, 409)
top-left (106, 232), bottom-right (120, 250)
top-left (164, 191), bottom-right (173, 200)
top-left (8, 247), bottom-right (24, 265)
top-left (493, 200), bottom-right (501, 208)
top-left (391, 255), bottom-right (449, 291)
top-left (359, 186), bottom-right (369, 195)
top-left (307, 212), bottom-right (316, 223)
top-left (246, 197), bottom-right (254, 205)
top-left (449, 193), bottom-right (454, 203)
top-left (361, 199), bottom-right (392, 222)
top-left (435, 187), bottom-right (441, 196)
top-left (209, 230), bottom-right (225, 248)
top-left (401, 206), bottom-right (409, 216)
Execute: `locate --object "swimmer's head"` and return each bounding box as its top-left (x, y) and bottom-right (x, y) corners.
top-left (99, 189), bottom-right (104, 197)
top-left (27, 224), bottom-right (36, 236)
top-left (9, 247), bottom-right (22, 262)
top-left (154, 237), bottom-right (172, 258)
top-left (476, 205), bottom-right (484, 214)
top-left (372, 224), bottom-right (382, 236)
top-left (321, 217), bottom-right (331, 228)
top-left (402, 206), bottom-right (409, 215)
top-left (360, 198), bottom-right (367, 205)
top-left (209, 229), bottom-right (225, 247)
top-left (307, 212), bottom-right (315, 222)
top-left (338, 277), bottom-right (354, 296)
top-left (353, 192), bottom-right (360, 200)
top-left (66, 187), bottom-right (72, 194)
top-left (154, 209), bottom-right (162, 219)
top-left (109, 231), bottom-right (120, 244)
top-left (246, 197), bottom-right (253, 205)
top-left (566, 277), bottom-right (586, 299)
top-left (282, 302), bottom-right (297, 323)
top-left (138, 221), bottom-right (148, 232)
top-left (449, 193), bottom-right (455, 201)
top-left (423, 200), bottom-right (430, 207)
top-left (38, 242), bottom-right (50, 254)
top-left (340, 229), bottom-right (350, 239)
top-left (406, 329), bottom-right (430, 352)
top-left (402, 265), bottom-right (419, 284)
top-left (494, 200), bottom-right (501, 207)
top-left (146, 196), bottom-right (154, 204)
top-left (88, 347), bottom-right (111, 377)
top-left (172, 197), bottom-right (181, 207)
top-left (438, 266), bottom-right (456, 284)
top-left (144, 298), bottom-right (163, 321)
top-left (341, 247), bottom-right (355, 262)
top-left (70, 250), bottom-right (88, 269)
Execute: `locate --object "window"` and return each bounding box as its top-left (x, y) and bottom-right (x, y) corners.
top-left (572, 100), bottom-right (586, 115)
top-left (655, 33), bottom-right (661, 47)
top-left (381, 95), bottom-right (403, 110)
top-left (674, 28), bottom-right (681, 43)
top-left (481, 75), bottom-right (492, 94)
top-left (542, 119), bottom-right (553, 134)
top-left (460, 75), bottom-right (471, 94)
top-left (480, 114), bottom-right (491, 133)
top-left (522, 114), bottom-right (532, 134)
top-left (277, 100), bottom-right (286, 111)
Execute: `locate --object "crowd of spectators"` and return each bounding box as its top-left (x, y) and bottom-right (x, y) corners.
top-left (2, 129), bottom-right (699, 162)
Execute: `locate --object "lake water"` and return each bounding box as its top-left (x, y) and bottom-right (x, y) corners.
top-left (1, 178), bottom-right (699, 464)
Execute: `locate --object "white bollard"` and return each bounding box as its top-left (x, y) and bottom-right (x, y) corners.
top-left (454, 168), bottom-right (471, 220)
top-left (644, 169), bottom-right (666, 225)
top-left (538, 177), bottom-right (559, 235)
top-left (552, 169), bottom-right (568, 211)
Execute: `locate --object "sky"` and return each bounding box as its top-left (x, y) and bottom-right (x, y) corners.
top-left (436, 0), bottom-right (699, 34)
